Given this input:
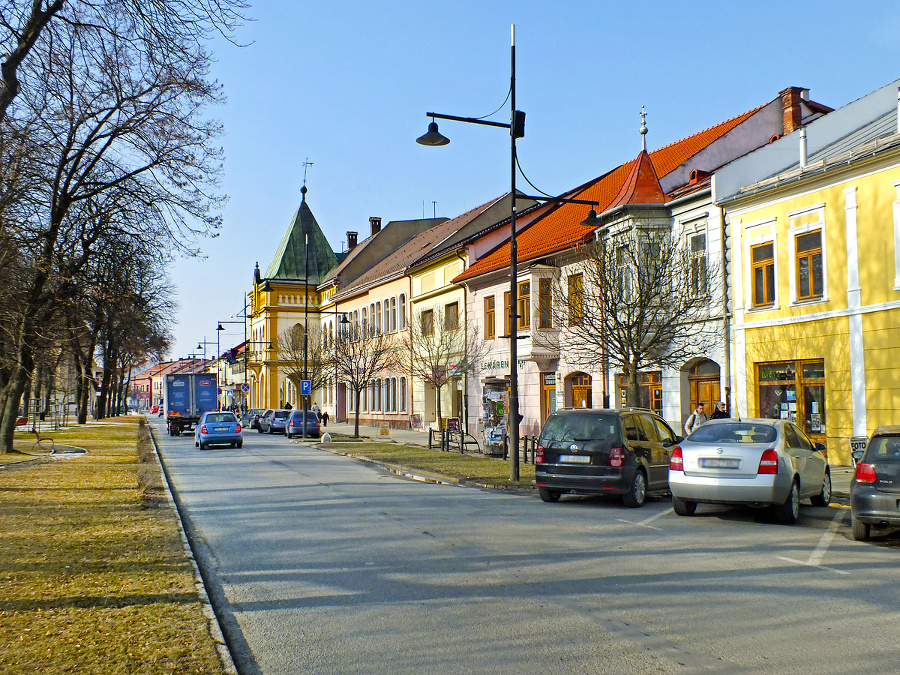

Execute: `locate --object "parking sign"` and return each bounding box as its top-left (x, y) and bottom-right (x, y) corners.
top-left (300, 379), bottom-right (312, 396)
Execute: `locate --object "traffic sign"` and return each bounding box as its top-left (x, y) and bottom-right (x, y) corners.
top-left (300, 380), bottom-right (312, 396)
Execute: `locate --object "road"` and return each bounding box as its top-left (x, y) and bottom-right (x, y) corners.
top-left (150, 417), bottom-right (899, 675)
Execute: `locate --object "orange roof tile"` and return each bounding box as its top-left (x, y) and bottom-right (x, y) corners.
top-left (455, 104), bottom-right (764, 283)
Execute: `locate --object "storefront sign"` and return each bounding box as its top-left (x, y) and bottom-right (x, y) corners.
top-left (481, 359), bottom-right (525, 371)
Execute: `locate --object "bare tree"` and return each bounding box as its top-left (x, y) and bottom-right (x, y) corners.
top-left (276, 322), bottom-right (329, 410)
top-left (0, 17), bottom-right (225, 450)
top-left (402, 305), bottom-right (488, 430)
top-left (541, 226), bottom-right (720, 407)
top-left (333, 320), bottom-right (402, 438)
top-left (0, 0), bottom-right (249, 124)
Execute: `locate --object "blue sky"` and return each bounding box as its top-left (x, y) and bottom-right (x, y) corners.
top-left (169, 0), bottom-right (900, 359)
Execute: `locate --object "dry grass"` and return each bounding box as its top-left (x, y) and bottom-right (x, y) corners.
top-left (0, 417), bottom-right (225, 675)
top-left (326, 440), bottom-right (537, 489)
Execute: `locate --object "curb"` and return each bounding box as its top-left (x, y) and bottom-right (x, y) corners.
top-left (147, 424), bottom-right (239, 675)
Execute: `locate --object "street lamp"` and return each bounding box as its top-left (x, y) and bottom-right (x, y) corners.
top-left (418, 25), bottom-right (599, 482)
top-left (217, 320), bottom-right (244, 410)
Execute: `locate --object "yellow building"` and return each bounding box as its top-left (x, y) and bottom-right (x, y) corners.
top-left (714, 79), bottom-right (900, 463)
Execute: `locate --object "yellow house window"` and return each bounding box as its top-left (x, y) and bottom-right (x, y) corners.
top-left (796, 230), bottom-right (823, 300)
top-left (539, 278), bottom-right (552, 328)
top-left (503, 291), bottom-right (511, 336)
top-left (568, 273), bottom-right (583, 326)
top-left (484, 296), bottom-right (495, 339)
top-left (751, 242), bottom-right (775, 308)
top-left (517, 280), bottom-right (530, 330)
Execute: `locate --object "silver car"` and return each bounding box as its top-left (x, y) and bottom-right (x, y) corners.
top-left (668, 418), bottom-right (831, 524)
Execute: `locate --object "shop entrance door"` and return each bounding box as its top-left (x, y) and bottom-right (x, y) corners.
top-left (541, 373), bottom-right (556, 422)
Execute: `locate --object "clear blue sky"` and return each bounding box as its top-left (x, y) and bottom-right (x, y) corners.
top-left (169, 0), bottom-right (900, 359)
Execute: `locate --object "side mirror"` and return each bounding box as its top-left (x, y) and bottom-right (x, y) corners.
top-left (815, 442), bottom-right (827, 452)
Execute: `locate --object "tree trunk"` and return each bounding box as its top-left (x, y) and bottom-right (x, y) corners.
top-left (353, 387), bottom-right (361, 437)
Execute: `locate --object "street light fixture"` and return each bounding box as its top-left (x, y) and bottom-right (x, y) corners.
top-left (418, 25), bottom-right (599, 482)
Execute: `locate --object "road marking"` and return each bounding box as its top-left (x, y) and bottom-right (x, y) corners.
top-left (777, 509), bottom-right (849, 575)
top-left (617, 507), bottom-right (673, 530)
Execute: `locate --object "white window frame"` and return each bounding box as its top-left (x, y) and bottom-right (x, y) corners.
top-left (744, 220), bottom-right (779, 312)
top-left (787, 203), bottom-right (827, 305)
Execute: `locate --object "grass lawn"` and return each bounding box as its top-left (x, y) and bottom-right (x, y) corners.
top-left (323, 440), bottom-right (537, 489)
top-left (0, 418), bottom-right (225, 675)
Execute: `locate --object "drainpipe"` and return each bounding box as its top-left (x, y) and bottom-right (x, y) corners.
top-left (720, 206), bottom-right (732, 415)
top-left (799, 127), bottom-right (808, 169)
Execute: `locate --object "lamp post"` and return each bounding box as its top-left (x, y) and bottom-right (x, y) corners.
top-left (217, 320), bottom-right (244, 410)
top-left (418, 25), bottom-right (600, 482)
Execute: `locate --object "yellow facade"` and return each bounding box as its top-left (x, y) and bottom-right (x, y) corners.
top-left (729, 153), bottom-right (900, 464)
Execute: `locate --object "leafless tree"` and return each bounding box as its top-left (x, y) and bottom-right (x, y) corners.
top-left (0, 16), bottom-right (225, 449)
top-left (402, 305), bottom-right (488, 429)
top-left (540, 226), bottom-right (720, 407)
top-left (276, 322), bottom-right (329, 410)
top-left (333, 319), bottom-right (402, 438)
top-left (0, 0), bottom-right (249, 124)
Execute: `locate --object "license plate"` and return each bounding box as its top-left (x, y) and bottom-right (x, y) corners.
top-left (559, 454), bottom-right (591, 464)
top-left (699, 457), bottom-right (740, 469)
top-left (214, 426), bottom-right (229, 432)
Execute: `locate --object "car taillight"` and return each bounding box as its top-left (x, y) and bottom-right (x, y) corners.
top-left (757, 448), bottom-right (779, 474)
top-left (535, 444), bottom-right (545, 464)
top-left (855, 462), bottom-right (877, 484)
top-left (609, 447), bottom-right (625, 467)
top-left (236, 424), bottom-right (241, 433)
top-left (669, 446), bottom-right (683, 471)
top-left (200, 425), bottom-right (207, 434)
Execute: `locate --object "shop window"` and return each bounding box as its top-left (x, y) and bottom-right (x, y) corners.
top-left (484, 296), bottom-right (495, 340)
top-left (751, 242), bottom-right (775, 308)
top-left (757, 359), bottom-right (826, 439)
top-left (795, 230), bottom-right (823, 300)
top-left (539, 278), bottom-right (552, 328)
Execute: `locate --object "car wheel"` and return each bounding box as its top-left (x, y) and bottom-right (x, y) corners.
top-left (672, 496), bottom-right (697, 516)
top-left (287, 433), bottom-right (292, 439)
top-left (538, 487), bottom-right (560, 503)
top-left (810, 470), bottom-right (832, 507)
top-left (195, 441), bottom-right (199, 447)
top-left (622, 470), bottom-right (647, 508)
top-left (852, 516), bottom-right (870, 541)
top-left (237, 441), bottom-right (243, 448)
top-left (199, 442), bottom-right (206, 450)
top-left (775, 480), bottom-right (800, 524)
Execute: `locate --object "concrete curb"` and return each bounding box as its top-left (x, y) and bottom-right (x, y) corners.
top-left (146, 423), bottom-right (238, 675)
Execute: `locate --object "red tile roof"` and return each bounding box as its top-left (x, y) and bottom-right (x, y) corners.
top-left (455, 104), bottom-right (763, 282)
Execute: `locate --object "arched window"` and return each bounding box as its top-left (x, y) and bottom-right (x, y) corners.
top-left (399, 294), bottom-right (407, 329)
top-left (362, 307), bottom-right (368, 338)
top-left (390, 297), bottom-right (397, 332)
top-left (375, 302), bottom-right (382, 335)
top-left (400, 377), bottom-right (407, 412)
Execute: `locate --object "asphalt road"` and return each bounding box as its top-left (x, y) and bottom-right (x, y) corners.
top-left (151, 417), bottom-right (899, 675)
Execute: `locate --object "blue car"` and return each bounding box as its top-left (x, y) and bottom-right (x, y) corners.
top-left (195, 411), bottom-right (243, 449)
top-left (287, 410), bottom-right (321, 439)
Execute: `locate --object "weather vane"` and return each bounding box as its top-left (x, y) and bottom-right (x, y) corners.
top-left (301, 157), bottom-right (313, 191)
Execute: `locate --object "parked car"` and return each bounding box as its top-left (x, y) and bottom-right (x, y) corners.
top-left (194, 411), bottom-right (242, 450)
top-left (242, 408), bottom-right (266, 430)
top-left (850, 425), bottom-right (900, 541)
top-left (535, 408), bottom-right (680, 507)
top-left (259, 409), bottom-right (290, 434)
top-left (257, 409), bottom-right (274, 433)
top-left (668, 418), bottom-right (831, 524)
top-left (287, 410), bottom-right (321, 439)
top-left (149, 405), bottom-right (159, 414)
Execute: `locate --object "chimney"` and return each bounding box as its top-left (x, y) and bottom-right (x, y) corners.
top-left (780, 86), bottom-right (806, 134)
top-left (369, 216), bottom-right (382, 236)
top-left (346, 231), bottom-right (358, 250)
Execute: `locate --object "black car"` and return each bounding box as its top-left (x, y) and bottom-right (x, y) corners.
top-left (286, 410), bottom-right (321, 439)
top-left (535, 408), bottom-right (681, 507)
top-left (850, 425), bottom-right (900, 541)
top-left (242, 408), bottom-right (266, 430)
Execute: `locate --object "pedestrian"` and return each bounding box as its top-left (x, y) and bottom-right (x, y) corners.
top-left (710, 401), bottom-right (729, 419)
top-left (311, 401), bottom-right (320, 418)
top-left (322, 410), bottom-right (329, 427)
top-left (684, 402), bottom-right (708, 436)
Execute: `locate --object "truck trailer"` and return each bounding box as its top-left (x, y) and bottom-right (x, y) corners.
top-left (165, 373), bottom-right (218, 436)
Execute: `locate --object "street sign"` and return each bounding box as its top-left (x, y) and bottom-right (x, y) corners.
top-left (241, 384), bottom-right (250, 392)
top-left (300, 380), bottom-right (312, 396)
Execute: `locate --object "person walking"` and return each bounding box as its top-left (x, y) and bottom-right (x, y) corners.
top-left (710, 401), bottom-right (729, 419)
top-left (311, 401), bottom-right (320, 419)
top-left (684, 403), bottom-right (708, 436)
top-left (321, 410), bottom-right (329, 427)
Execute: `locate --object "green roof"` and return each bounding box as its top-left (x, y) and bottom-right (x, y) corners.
top-left (264, 190), bottom-right (338, 283)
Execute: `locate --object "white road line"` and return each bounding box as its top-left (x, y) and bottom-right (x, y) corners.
top-left (777, 509), bottom-right (849, 575)
top-left (617, 507), bottom-right (673, 530)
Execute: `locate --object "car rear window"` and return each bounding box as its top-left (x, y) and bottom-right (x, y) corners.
top-left (865, 436), bottom-right (900, 464)
top-left (540, 413), bottom-right (618, 442)
top-left (274, 411), bottom-right (290, 419)
top-left (207, 413), bottom-right (236, 423)
top-left (688, 422), bottom-right (776, 444)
